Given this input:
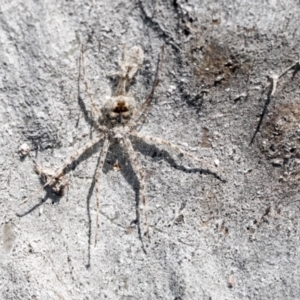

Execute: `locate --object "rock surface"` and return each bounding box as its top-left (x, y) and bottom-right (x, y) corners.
top-left (1, 1), bottom-right (300, 299)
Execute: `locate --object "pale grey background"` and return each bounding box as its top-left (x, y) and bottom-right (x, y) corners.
top-left (1, 0), bottom-right (300, 299)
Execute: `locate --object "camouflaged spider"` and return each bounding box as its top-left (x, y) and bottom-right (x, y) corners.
top-left (20, 45), bottom-right (223, 244)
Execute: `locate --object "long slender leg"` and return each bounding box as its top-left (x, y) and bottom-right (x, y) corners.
top-left (54, 133), bottom-right (105, 179)
top-left (129, 46), bottom-right (165, 128)
top-left (80, 44), bottom-right (104, 124)
top-left (94, 138), bottom-right (110, 246)
top-left (131, 131), bottom-right (225, 180)
top-left (18, 185), bottom-right (49, 207)
top-left (19, 133), bottom-right (105, 206)
top-left (123, 137), bottom-right (149, 239)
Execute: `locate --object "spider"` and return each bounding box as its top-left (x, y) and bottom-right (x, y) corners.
top-left (19, 45), bottom-right (223, 244)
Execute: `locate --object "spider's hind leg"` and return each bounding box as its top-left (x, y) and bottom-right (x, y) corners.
top-left (129, 45), bottom-right (165, 129)
top-left (80, 44), bottom-right (104, 123)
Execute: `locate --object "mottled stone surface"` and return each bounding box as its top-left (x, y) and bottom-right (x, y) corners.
top-left (1, 1), bottom-right (300, 299)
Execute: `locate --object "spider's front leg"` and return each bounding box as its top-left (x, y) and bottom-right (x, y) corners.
top-left (19, 133), bottom-right (105, 206)
top-left (93, 138), bottom-right (110, 246)
top-left (123, 137), bottom-right (149, 240)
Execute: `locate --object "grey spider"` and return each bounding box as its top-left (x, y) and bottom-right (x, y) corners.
top-left (19, 45), bottom-right (223, 244)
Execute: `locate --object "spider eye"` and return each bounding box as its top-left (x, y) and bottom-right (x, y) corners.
top-left (113, 101), bottom-right (129, 113)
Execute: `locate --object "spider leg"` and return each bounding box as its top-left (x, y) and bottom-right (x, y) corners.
top-left (53, 133), bottom-right (105, 179)
top-left (18, 185), bottom-right (49, 207)
top-left (19, 133), bottom-right (105, 207)
top-left (123, 137), bottom-right (149, 240)
top-left (129, 45), bottom-right (164, 129)
top-left (130, 131), bottom-right (225, 181)
top-left (80, 44), bottom-right (105, 127)
top-left (94, 138), bottom-right (110, 246)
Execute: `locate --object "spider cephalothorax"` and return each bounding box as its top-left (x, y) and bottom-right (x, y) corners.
top-left (102, 95), bottom-right (136, 126)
